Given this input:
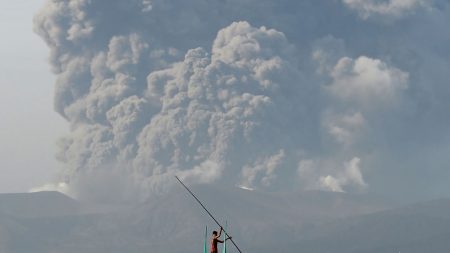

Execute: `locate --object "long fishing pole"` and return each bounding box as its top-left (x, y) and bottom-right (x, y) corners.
top-left (175, 176), bottom-right (243, 253)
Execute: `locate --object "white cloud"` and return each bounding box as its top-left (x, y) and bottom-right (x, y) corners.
top-left (141, 0), bottom-right (153, 12)
top-left (29, 182), bottom-right (70, 195)
top-left (323, 111), bottom-right (366, 146)
top-left (319, 175), bottom-right (345, 192)
top-left (328, 56), bottom-right (409, 107)
top-left (178, 160), bottom-right (223, 184)
top-left (343, 0), bottom-right (430, 19)
top-left (312, 36), bottom-right (347, 75)
top-left (299, 157), bottom-right (367, 193)
top-left (240, 150), bottom-right (286, 189)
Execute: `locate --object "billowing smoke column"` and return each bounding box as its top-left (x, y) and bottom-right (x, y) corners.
top-left (34, 0), bottom-right (450, 201)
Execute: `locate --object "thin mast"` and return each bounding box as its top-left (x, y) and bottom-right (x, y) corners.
top-left (175, 176), bottom-right (243, 253)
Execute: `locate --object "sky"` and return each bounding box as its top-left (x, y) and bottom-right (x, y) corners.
top-left (0, 0), bottom-right (66, 193)
top-left (1, 0), bottom-right (450, 203)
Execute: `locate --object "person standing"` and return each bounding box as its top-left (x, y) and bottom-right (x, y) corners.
top-left (211, 227), bottom-right (231, 253)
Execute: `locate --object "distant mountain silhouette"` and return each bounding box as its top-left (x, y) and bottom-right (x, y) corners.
top-left (0, 191), bottom-right (79, 218)
top-left (0, 187), bottom-right (448, 253)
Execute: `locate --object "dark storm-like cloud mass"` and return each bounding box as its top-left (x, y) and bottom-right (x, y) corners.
top-left (33, 0), bottom-right (450, 202)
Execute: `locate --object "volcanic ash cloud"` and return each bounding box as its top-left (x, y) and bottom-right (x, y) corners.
top-left (35, 0), bottom-right (446, 202)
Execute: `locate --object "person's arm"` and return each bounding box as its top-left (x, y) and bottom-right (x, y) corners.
top-left (216, 239), bottom-right (224, 243)
top-left (218, 227), bottom-right (223, 237)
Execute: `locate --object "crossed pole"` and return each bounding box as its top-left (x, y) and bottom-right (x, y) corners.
top-left (175, 176), bottom-right (243, 253)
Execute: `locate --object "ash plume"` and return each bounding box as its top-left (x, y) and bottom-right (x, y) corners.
top-left (34, 0), bottom-right (450, 202)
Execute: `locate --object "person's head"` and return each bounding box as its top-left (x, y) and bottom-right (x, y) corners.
top-left (212, 231), bottom-right (218, 236)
